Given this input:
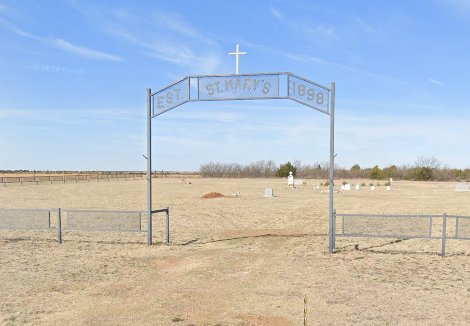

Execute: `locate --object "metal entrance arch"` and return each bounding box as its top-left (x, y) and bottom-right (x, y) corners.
top-left (146, 72), bottom-right (336, 252)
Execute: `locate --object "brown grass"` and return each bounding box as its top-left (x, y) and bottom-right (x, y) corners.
top-left (0, 178), bottom-right (469, 325)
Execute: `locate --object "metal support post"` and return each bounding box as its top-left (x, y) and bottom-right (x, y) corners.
top-left (441, 213), bottom-right (447, 257)
top-left (165, 208), bottom-right (170, 244)
top-left (328, 82), bottom-right (336, 253)
top-left (57, 208), bottom-right (62, 244)
top-left (147, 88), bottom-right (153, 246)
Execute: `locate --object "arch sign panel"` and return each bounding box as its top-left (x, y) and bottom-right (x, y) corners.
top-left (151, 72), bottom-right (331, 117)
top-left (146, 72), bottom-right (336, 253)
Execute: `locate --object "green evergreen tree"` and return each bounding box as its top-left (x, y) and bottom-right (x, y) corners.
top-left (276, 161), bottom-right (297, 177)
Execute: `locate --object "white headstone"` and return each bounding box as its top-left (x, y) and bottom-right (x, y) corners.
top-left (340, 185), bottom-right (345, 190)
top-left (294, 179), bottom-right (305, 186)
top-left (454, 183), bottom-right (469, 192)
top-left (371, 186), bottom-right (375, 191)
top-left (287, 171), bottom-right (294, 187)
top-left (386, 186), bottom-right (391, 191)
top-left (355, 185), bottom-right (360, 190)
top-left (344, 184), bottom-right (351, 191)
top-left (264, 188), bottom-right (274, 197)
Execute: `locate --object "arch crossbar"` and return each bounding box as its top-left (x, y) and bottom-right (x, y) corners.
top-left (146, 72), bottom-right (336, 253)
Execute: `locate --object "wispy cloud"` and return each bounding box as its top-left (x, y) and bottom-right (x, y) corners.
top-left (1, 19), bottom-right (122, 61)
top-left (270, 7), bottom-right (282, 20)
top-left (429, 78), bottom-right (443, 86)
top-left (66, 1), bottom-right (224, 73)
top-left (444, 0), bottom-right (470, 10)
top-left (51, 38), bottom-right (122, 61)
top-left (144, 45), bottom-right (220, 74)
top-left (353, 17), bottom-right (385, 37)
top-left (282, 52), bottom-right (328, 65)
top-left (267, 7), bottom-right (339, 43)
top-left (289, 52), bottom-right (409, 85)
top-left (309, 24), bottom-right (339, 40)
top-left (108, 21), bottom-right (220, 73)
top-left (243, 41), bottom-right (410, 86)
top-left (151, 11), bottom-right (216, 46)
top-left (0, 18), bottom-right (37, 39)
top-left (110, 26), bottom-right (221, 72)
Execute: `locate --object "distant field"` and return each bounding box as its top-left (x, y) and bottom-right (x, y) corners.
top-left (0, 178), bottom-right (469, 325)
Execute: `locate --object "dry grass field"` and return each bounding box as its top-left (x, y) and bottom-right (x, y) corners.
top-left (1, 178), bottom-right (469, 325)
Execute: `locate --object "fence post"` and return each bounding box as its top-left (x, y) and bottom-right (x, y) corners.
top-left (57, 208), bottom-right (62, 244)
top-left (429, 216), bottom-right (433, 237)
top-left (441, 213), bottom-right (447, 257)
top-left (165, 208), bottom-right (170, 244)
top-left (341, 213), bottom-right (344, 235)
top-left (303, 295), bottom-right (308, 326)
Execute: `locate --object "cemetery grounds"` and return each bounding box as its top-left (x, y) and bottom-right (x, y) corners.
top-left (0, 177), bottom-right (469, 325)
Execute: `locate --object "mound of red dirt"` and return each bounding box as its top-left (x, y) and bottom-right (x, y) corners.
top-left (201, 192), bottom-right (224, 199)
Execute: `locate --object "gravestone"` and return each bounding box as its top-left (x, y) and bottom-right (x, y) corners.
top-left (294, 179), bottom-right (305, 186)
top-left (344, 184), bottom-right (351, 191)
top-left (264, 188), bottom-right (274, 197)
top-left (371, 186), bottom-right (375, 191)
top-left (355, 185), bottom-right (360, 190)
top-left (287, 171), bottom-right (294, 187)
top-left (386, 186), bottom-right (391, 191)
top-left (454, 183), bottom-right (469, 192)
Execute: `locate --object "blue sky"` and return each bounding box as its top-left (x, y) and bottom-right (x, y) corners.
top-left (1, 0), bottom-right (470, 171)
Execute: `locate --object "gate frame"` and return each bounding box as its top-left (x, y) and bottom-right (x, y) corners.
top-left (146, 72), bottom-right (336, 251)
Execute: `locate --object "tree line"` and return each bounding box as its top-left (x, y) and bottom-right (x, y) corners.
top-left (200, 156), bottom-right (470, 181)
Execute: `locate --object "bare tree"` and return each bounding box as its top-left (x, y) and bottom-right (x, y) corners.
top-left (414, 156), bottom-right (441, 169)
